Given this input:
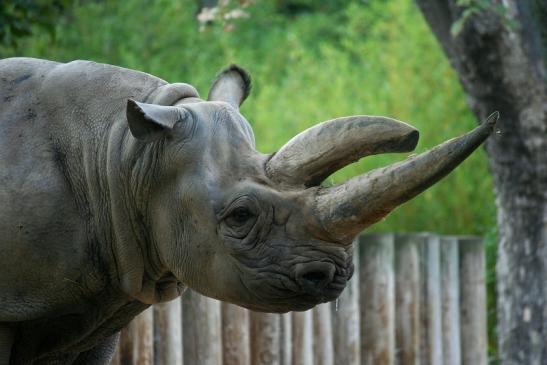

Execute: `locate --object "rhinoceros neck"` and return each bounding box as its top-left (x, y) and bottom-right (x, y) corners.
top-left (55, 115), bottom-right (165, 302)
top-left (102, 120), bottom-right (166, 300)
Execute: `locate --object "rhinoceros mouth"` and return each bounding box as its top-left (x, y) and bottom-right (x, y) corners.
top-left (242, 260), bottom-right (352, 312)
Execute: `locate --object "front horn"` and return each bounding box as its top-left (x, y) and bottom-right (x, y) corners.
top-left (311, 112), bottom-right (499, 243)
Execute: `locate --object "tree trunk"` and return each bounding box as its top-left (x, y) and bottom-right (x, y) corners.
top-left (415, 1), bottom-right (547, 364)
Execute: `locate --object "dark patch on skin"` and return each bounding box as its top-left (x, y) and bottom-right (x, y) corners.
top-left (27, 108), bottom-right (36, 121)
top-left (10, 74), bottom-right (32, 85)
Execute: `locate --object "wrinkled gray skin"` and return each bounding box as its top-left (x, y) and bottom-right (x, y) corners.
top-left (0, 58), bottom-right (495, 364)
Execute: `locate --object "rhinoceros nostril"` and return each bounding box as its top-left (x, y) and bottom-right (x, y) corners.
top-left (295, 262), bottom-right (336, 293)
top-left (302, 270), bottom-right (328, 284)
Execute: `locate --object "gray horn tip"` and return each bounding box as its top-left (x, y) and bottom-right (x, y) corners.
top-left (484, 111), bottom-right (499, 127)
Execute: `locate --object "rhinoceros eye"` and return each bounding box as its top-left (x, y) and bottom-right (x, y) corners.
top-left (220, 196), bottom-right (259, 239)
top-left (227, 207), bottom-right (253, 226)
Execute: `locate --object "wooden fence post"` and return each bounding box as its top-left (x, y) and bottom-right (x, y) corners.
top-left (459, 236), bottom-right (488, 365)
top-left (181, 291), bottom-right (222, 365)
top-left (110, 232), bottom-right (488, 365)
top-left (118, 326), bottom-right (134, 365)
top-left (291, 310), bottom-right (313, 365)
top-left (360, 233), bottom-right (395, 365)
top-left (441, 236), bottom-right (462, 365)
top-left (116, 307), bottom-right (154, 365)
top-left (280, 313), bottom-right (292, 365)
top-left (117, 306), bottom-right (154, 365)
top-left (222, 303), bottom-right (251, 365)
top-left (332, 239), bottom-right (360, 365)
top-left (154, 300), bottom-right (183, 365)
top-left (313, 303), bottom-right (334, 365)
top-left (394, 234), bottom-right (421, 365)
top-left (420, 234), bottom-right (443, 365)
top-left (250, 312), bottom-right (281, 365)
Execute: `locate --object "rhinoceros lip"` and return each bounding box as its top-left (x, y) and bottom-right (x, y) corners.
top-left (277, 273), bottom-right (347, 305)
top-left (241, 281), bottom-right (346, 312)
top-left (317, 277), bottom-right (348, 302)
top-left (286, 286), bottom-right (344, 310)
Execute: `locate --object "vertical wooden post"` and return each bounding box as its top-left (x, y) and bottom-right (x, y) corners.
top-left (394, 234), bottom-right (421, 365)
top-left (131, 307), bottom-right (154, 365)
top-left (291, 310), bottom-right (313, 365)
top-left (313, 303), bottom-right (334, 365)
top-left (360, 233), bottom-right (395, 365)
top-left (181, 290), bottom-right (222, 365)
top-left (420, 234), bottom-right (443, 365)
top-left (250, 312), bottom-right (281, 365)
top-left (222, 303), bottom-right (250, 365)
top-left (459, 236), bottom-right (488, 365)
top-left (118, 325), bottom-right (135, 365)
top-left (180, 296), bottom-right (184, 365)
top-left (440, 236), bottom-right (461, 365)
top-left (118, 307), bottom-right (154, 365)
top-left (154, 300), bottom-right (183, 365)
top-left (280, 313), bottom-right (292, 365)
top-left (332, 239), bottom-right (360, 365)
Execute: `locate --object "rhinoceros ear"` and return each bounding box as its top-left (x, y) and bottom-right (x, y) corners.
top-left (126, 99), bottom-right (186, 142)
top-left (208, 64), bottom-right (251, 108)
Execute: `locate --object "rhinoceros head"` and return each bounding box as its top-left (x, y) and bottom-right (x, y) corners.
top-left (123, 66), bottom-right (497, 312)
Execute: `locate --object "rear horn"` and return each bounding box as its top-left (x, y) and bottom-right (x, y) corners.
top-left (266, 116), bottom-right (419, 187)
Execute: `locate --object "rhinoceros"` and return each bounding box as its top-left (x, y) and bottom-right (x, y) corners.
top-left (0, 57), bottom-right (496, 364)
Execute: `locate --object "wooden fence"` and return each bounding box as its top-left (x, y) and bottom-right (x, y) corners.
top-left (110, 233), bottom-right (487, 365)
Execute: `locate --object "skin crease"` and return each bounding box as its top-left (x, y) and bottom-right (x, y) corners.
top-left (0, 58), bottom-right (353, 364)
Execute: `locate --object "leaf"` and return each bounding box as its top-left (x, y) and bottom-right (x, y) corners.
top-left (451, 17), bottom-right (466, 37)
top-left (456, 0), bottom-right (473, 7)
top-left (451, 7), bottom-right (479, 37)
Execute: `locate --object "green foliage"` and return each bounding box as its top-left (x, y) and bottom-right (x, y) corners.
top-left (0, 0), bottom-right (72, 47)
top-left (1, 0), bottom-right (496, 235)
